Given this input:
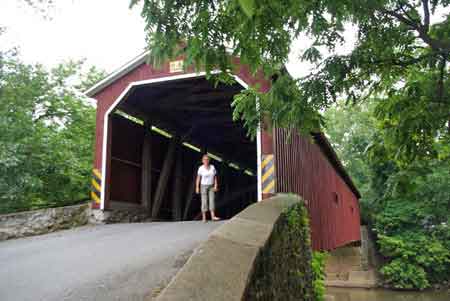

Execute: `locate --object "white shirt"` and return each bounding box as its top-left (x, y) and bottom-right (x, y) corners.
top-left (197, 164), bottom-right (216, 185)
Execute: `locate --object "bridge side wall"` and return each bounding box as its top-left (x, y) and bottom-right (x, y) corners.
top-left (0, 203), bottom-right (90, 241)
top-left (274, 129), bottom-right (361, 251)
top-left (156, 194), bottom-right (314, 301)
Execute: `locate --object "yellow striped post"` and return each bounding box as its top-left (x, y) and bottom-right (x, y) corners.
top-left (91, 169), bottom-right (102, 205)
top-left (261, 154), bottom-right (275, 194)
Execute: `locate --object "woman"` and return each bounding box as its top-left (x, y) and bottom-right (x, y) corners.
top-left (196, 154), bottom-right (220, 222)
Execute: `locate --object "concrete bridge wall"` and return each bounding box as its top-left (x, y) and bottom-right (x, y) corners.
top-left (156, 194), bottom-right (315, 301)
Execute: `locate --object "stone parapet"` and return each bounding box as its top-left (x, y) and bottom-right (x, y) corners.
top-left (0, 203), bottom-right (90, 241)
top-left (156, 194), bottom-right (314, 301)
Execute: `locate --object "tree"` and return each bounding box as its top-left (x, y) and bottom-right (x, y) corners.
top-left (325, 100), bottom-right (450, 289)
top-left (131, 0), bottom-right (449, 159)
top-left (0, 49), bottom-right (105, 214)
top-left (130, 0), bottom-right (450, 289)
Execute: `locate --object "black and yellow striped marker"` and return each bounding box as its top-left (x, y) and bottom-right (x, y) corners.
top-left (91, 168), bottom-right (102, 204)
top-left (261, 154), bottom-right (275, 194)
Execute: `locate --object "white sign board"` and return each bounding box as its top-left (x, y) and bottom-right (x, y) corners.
top-left (169, 60), bottom-right (184, 73)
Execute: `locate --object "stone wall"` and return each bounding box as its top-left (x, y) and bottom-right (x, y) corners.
top-left (244, 201), bottom-right (313, 300)
top-left (156, 194), bottom-right (314, 301)
top-left (89, 208), bottom-right (151, 224)
top-left (325, 226), bottom-right (379, 288)
top-left (0, 203), bottom-right (90, 241)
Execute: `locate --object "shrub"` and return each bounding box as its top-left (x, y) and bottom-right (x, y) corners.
top-left (372, 159), bottom-right (450, 289)
top-left (379, 258), bottom-right (429, 289)
top-left (311, 252), bottom-right (328, 301)
top-left (376, 232), bottom-right (450, 289)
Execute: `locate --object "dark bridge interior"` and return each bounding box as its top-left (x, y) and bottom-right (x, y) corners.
top-left (107, 76), bottom-right (257, 220)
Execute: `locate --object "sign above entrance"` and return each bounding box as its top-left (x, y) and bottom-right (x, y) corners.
top-left (169, 60), bottom-right (184, 73)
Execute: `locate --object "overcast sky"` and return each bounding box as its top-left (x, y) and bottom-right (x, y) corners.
top-left (1, 1), bottom-right (145, 71)
top-left (0, 0), bottom-right (357, 79)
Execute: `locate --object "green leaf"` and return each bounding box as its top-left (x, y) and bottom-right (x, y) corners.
top-left (238, 0), bottom-right (255, 18)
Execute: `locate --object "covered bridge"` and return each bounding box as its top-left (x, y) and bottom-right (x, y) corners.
top-left (85, 53), bottom-right (361, 251)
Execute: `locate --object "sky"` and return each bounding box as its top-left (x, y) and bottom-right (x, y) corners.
top-left (0, 0), bottom-right (356, 79)
top-left (1, 1), bottom-right (147, 73)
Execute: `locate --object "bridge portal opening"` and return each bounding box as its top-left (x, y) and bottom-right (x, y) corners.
top-left (104, 76), bottom-right (258, 221)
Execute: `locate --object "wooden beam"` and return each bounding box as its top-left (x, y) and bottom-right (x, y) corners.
top-left (183, 169), bottom-right (197, 221)
top-left (111, 156), bottom-right (141, 168)
top-left (156, 90), bottom-right (238, 108)
top-left (118, 104), bottom-right (182, 135)
top-left (168, 106), bottom-right (231, 113)
top-left (112, 110), bottom-right (256, 174)
top-left (146, 110), bottom-right (234, 127)
top-left (115, 105), bottom-right (149, 122)
top-left (151, 135), bottom-right (180, 219)
top-left (186, 90), bottom-right (238, 102)
top-left (205, 150), bottom-right (255, 173)
top-left (141, 121), bottom-right (152, 212)
top-left (118, 103), bottom-right (256, 173)
top-left (171, 147), bottom-right (183, 221)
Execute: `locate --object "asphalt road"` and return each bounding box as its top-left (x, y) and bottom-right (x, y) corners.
top-left (0, 221), bottom-right (222, 301)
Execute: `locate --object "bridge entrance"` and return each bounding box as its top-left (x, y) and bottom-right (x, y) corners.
top-left (103, 75), bottom-right (258, 221)
top-left (88, 54), bottom-right (362, 250)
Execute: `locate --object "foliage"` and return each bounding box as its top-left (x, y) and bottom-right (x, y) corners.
top-left (323, 102), bottom-right (377, 201)
top-left (324, 101), bottom-right (450, 289)
top-left (379, 258), bottom-right (430, 289)
top-left (132, 0), bottom-right (450, 289)
top-left (284, 199), bottom-right (319, 300)
top-left (311, 252), bottom-right (328, 301)
top-left (374, 157), bottom-right (450, 288)
top-left (246, 197), bottom-right (314, 300)
top-left (286, 197), bottom-right (311, 244)
top-left (377, 233), bottom-right (449, 289)
top-left (0, 50), bottom-right (104, 214)
top-left (132, 0), bottom-right (450, 160)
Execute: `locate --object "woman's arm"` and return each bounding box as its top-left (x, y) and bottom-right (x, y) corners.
top-left (214, 175), bottom-right (218, 191)
top-left (195, 175), bottom-right (201, 194)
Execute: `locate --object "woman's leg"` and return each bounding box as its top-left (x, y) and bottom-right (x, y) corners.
top-left (200, 185), bottom-right (208, 222)
top-left (209, 186), bottom-right (220, 220)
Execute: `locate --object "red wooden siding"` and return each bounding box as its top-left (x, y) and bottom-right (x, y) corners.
top-left (110, 115), bottom-right (144, 204)
top-left (92, 58), bottom-right (271, 173)
top-left (274, 128), bottom-right (361, 251)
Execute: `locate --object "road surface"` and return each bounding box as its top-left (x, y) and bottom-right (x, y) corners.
top-left (0, 221), bottom-right (222, 301)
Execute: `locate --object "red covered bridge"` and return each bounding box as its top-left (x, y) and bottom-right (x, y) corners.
top-left (85, 53), bottom-right (361, 251)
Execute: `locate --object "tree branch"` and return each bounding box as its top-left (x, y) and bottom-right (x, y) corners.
top-left (381, 6), bottom-right (450, 53)
top-left (381, 8), bottom-right (420, 30)
top-left (421, 0), bottom-right (430, 30)
top-left (437, 56), bottom-right (446, 101)
top-left (398, 3), bottom-right (421, 25)
top-left (362, 52), bottom-right (434, 69)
